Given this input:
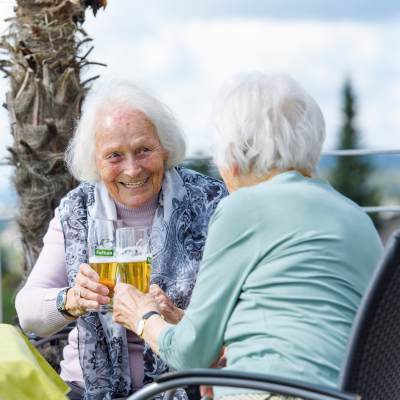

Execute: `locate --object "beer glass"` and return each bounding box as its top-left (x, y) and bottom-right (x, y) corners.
top-left (87, 218), bottom-right (123, 312)
top-left (116, 227), bottom-right (152, 293)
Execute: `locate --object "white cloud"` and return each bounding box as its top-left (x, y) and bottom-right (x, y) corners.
top-left (136, 28), bottom-right (179, 75)
top-left (0, 1), bottom-right (15, 33)
top-left (83, 15), bottom-right (400, 153)
top-left (1, 3), bottom-right (400, 167)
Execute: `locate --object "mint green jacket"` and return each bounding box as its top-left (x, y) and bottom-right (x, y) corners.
top-left (159, 171), bottom-right (383, 399)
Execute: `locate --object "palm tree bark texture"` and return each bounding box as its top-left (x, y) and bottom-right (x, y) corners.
top-left (0, 0), bottom-right (107, 281)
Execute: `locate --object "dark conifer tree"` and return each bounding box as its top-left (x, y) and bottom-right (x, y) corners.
top-left (330, 80), bottom-right (380, 227)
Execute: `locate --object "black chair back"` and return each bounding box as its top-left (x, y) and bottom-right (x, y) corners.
top-left (127, 369), bottom-right (359, 400)
top-left (338, 230), bottom-right (400, 400)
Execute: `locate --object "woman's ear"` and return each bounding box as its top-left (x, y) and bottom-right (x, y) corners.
top-left (232, 164), bottom-right (239, 177)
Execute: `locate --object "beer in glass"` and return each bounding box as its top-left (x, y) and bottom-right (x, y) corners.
top-left (87, 218), bottom-right (123, 312)
top-left (116, 227), bottom-right (152, 293)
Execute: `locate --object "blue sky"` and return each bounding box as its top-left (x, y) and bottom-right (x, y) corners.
top-left (0, 0), bottom-right (400, 196)
top-left (111, 0), bottom-right (400, 21)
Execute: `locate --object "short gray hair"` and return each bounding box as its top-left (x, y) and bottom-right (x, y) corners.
top-left (65, 79), bottom-right (187, 183)
top-left (211, 71), bottom-right (325, 177)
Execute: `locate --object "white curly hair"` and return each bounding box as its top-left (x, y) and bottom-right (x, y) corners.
top-left (211, 71), bottom-right (326, 177)
top-left (65, 78), bottom-right (187, 183)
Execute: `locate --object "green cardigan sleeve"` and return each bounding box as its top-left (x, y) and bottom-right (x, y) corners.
top-left (158, 191), bottom-right (259, 370)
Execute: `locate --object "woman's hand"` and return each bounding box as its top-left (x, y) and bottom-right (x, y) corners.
top-left (149, 284), bottom-right (185, 324)
top-left (113, 283), bottom-right (161, 333)
top-left (200, 347), bottom-right (227, 399)
top-left (209, 347), bottom-right (227, 369)
top-left (64, 263), bottom-right (111, 317)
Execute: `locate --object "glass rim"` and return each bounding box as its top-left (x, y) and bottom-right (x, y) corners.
top-left (116, 227), bottom-right (150, 232)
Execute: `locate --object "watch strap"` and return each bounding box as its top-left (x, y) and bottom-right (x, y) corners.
top-left (138, 311), bottom-right (163, 339)
top-left (142, 311), bottom-right (162, 321)
top-left (60, 308), bottom-right (76, 319)
top-left (57, 287), bottom-right (76, 319)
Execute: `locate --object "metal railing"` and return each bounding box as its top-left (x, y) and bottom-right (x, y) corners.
top-left (321, 149), bottom-right (400, 156)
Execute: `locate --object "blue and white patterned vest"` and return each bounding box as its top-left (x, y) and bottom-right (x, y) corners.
top-left (59, 167), bottom-right (228, 400)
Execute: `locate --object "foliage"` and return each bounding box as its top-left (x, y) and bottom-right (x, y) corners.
top-left (2, 273), bottom-right (20, 325)
top-left (1, 237), bottom-right (22, 324)
top-left (330, 80), bottom-right (381, 227)
top-left (180, 155), bottom-right (222, 181)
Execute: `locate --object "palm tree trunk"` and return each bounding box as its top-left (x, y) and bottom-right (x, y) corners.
top-left (0, 0), bottom-right (106, 280)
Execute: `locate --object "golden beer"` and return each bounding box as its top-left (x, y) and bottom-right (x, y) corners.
top-left (89, 259), bottom-right (118, 298)
top-left (118, 257), bottom-right (151, 293)
top-left (87, 218), bottom-right (122, 312)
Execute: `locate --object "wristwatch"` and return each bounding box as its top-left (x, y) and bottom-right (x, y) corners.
top-left (137, 311), bottom-right (163, 339)
top-left (56, 287), bottom-right (76, 319)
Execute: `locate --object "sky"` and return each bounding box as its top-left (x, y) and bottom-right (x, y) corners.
top-left (0, 0), bottom-right (400, 195)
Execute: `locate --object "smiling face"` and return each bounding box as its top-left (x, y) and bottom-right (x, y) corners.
top-left (94, 107), bottom-right (168, 209)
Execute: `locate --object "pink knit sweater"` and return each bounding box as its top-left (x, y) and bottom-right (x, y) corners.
top-left (15, 194), bottom-right (159, 391)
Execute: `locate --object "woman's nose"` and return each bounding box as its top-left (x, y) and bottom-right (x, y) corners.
top-left (124, 159), bottom-right (142, 177)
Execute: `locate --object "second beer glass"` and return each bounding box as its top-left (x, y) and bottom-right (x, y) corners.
top-left (87, 217), bottom-right (123, 312)
top-left (116, 227), bottom-right (152, 293)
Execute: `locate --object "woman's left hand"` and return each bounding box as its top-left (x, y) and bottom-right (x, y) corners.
top-left (113, 283), bottom-right (161, 332)
top-left (200, 347), bottom-right (227, 399)
top-left (149, 284), bottom-right (185, 324)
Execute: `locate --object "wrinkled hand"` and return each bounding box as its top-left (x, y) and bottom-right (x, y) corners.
top-left (149, 284), bottom-right (185, 324)
top-left (209, 347), bottom-right (227, 369)
top-left (200, 386), bottom-right (214, 399)
top-left (113, 283), bottom-right (161, 332)
top-left (200, 347), bottom-right (227, 399)
top-left (65, 263), bottom-right (111, 317)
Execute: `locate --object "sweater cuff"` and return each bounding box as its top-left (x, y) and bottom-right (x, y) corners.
top-left (43, 288), bottom-right (74, 331)
top-left (158, 325), bottom-right (184, 369)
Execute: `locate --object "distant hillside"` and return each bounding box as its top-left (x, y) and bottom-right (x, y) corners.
top-left (318, 154), bottom-right (400, 172)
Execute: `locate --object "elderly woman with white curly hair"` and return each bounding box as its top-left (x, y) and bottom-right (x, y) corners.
top-left (16, 80), bottom-right (228, 400)
top-left (111, 71), bottom-right (383, 400)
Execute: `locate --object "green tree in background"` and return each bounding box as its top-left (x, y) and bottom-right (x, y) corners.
top-left (180, 154), bottom-right (222, 181)
top-left (330, 80), bottom-right (380, 227)
top-left (1, 230), bottom-right (22, 324)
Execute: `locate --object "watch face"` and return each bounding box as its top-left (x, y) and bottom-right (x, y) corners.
top-left (137, 318), bottom-right (145, 336)
top-left (57, 289), bottom-right (66, 310)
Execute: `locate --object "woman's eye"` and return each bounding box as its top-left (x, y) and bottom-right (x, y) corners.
top-left (110, 153), bottom-right (119, 158)
top-left (141, 148), bottom-right (150, 153)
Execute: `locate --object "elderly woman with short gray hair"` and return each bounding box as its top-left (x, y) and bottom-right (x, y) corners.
top-left (16, 80), bottom-right (228, 400)
top-left (112, 71), bottom-right (383, 400)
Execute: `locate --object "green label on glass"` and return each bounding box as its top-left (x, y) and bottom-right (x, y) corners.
top-left (95, 249), bottom-right (114, 257)
top-left (147, 257), bottom-right (152, 264)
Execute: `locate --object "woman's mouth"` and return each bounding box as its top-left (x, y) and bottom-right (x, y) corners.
top-left (121, 178), bottom-right (149, 189)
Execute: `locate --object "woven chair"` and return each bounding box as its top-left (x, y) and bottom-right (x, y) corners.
top-left (337, 229), bottom-right (400, 399)
top-left (127, 229), bottom-right (400, 400)
top-left (126, 369), bottom-right (358, 400)
top-left (30, 324), bottom-right (76, 349)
